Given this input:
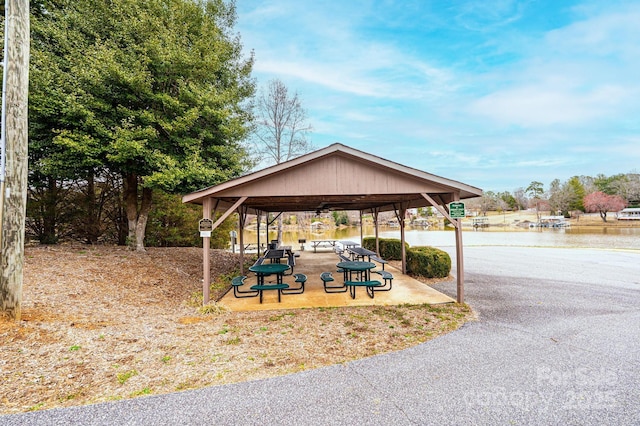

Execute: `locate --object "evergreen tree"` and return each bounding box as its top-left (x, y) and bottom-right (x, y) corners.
top-left (29, 0), bottom-right (255, 250)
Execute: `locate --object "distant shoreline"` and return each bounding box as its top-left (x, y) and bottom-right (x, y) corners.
top-left (245, 211), bottom-right (640, 234)
top-left (461, 211), bottom-right (640, 229)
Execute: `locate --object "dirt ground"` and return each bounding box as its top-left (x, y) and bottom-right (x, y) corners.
top-left (0, 245), bottom-right (472, 415)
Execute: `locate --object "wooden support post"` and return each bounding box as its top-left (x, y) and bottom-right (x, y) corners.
top-left (455, 218), bottom-right (464, 303)
top-left (256, 210), bottom-right (261, 255)
top-left (373, 209), bottom-right (380, 255)
top-left (453, 193), bottom-right (464, 303)
top-left (399, 204), bottom-right (407, 274)
top-left (201, 197), bottom-right (247, 305)
top-left (202, 198), bottom-right (212, 305)
top-left (391, 203), bottom-right (408, 274)
top-left (238, 207), bottom-right (247, 276)
top-left (421, 192), bottom-right (465, 303)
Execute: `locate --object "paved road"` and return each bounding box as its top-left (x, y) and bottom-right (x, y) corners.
top-left (4, 246), bottom-right (640, 425)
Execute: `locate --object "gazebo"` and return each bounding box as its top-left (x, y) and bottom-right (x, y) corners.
top-left (183, 143), bottom-right (483, 304)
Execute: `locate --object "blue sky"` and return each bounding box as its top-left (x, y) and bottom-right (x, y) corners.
top-left (235, 1), bottom-right (640, 193)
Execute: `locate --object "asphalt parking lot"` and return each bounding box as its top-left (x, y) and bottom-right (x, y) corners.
top-left (4, 246), bottom-right (640, 425)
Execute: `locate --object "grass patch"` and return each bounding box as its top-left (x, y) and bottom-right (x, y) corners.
top-left (198, 303), bottom-right (227, 315)
top-left (27, 403), bottom-right (45, 412)
top-left (130, 387), bottom-right (152, 397)
top-left (117, 370), bottom-right (138, 385)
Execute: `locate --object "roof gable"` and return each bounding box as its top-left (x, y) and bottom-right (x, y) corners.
top-left (183, 143), bottom-right (482, 212)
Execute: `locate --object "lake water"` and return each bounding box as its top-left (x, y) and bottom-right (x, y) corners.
top-left (248, 226), bottom-right (640, 251)
top-left (389, 227), bottom-right (640, 250)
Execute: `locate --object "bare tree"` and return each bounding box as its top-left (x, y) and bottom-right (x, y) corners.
top-left (254, 79), bottom-right (313, 165)
top-left (512, 187), bottom-right (528, 211)
top-left (1, 0), bottom-right (30, 320)
top-left (548, 178), bottom-right (573, 215)
top-left (612, 173), bottom-right (640, 205)
top-left (477, 191), bottom-right (497, 216)
top-left (253, 79), bottom-right (313, 241)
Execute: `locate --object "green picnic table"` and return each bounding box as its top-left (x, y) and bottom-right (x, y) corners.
top-left (248, 263), bottom-right (291, 303)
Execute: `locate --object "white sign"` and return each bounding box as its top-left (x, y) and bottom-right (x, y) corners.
top-left (200, 231), bottom-right (212, 238)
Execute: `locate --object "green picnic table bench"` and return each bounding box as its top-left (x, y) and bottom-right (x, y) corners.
top-left (375, 270), bottom-right (393, 291)
top-left (250, 283), bottom-right (289, 303)
top-left (231, 275), bottom-right (258, 298)
top-left (321, 271), bottom-right (347, 293)
top-left (345, 280), bottom-right (382, 299)
top-left (282, 273), bottom-right (307, 294)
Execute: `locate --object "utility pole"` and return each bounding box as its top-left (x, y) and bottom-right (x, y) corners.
top-left (1, 0), bottom-right (30, 320)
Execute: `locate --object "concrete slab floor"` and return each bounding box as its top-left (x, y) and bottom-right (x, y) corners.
top-left (218, 250), bottom-right (455, 312)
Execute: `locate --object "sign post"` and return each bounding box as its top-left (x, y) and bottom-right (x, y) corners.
top-left (449, 202), bottom-right (465, 303)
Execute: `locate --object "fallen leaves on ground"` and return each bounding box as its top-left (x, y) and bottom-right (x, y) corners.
top-left (0, 244), bottom-right (472, 415)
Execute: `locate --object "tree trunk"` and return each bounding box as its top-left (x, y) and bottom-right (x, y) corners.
top-left (122, 173), bottom-right (152, 252)
top-left (1, 0), bottom-right (30, 320)
top-left (135, 187), bottom-right (152, 252)
top-left (84, 171), bottom-right (100, 244)
top-left (41, 176), bottom-right (58, 244)
top-left (124, 173), bottom-right (138, 248)
top-left (600, 210), bottom-right (607, 222)
top-left (112, 174), bottom-right (127, 245)
top-left (115, 203), bottom-right (128, 245)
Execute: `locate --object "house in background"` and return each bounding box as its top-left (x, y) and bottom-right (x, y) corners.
top-left (617, 208), bottom-right (640, 220)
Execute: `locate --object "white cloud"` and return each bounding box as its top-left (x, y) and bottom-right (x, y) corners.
top-left (513, 158), bottom-right (571, 168)
top-left (453, 0), bottom-right (527, 32)
top-left (341, 111), bottom-right (377, 123)
top-left (254, 46), bottom-right (456, 102)
top-left (240, 2), bottom-right (458, 102)
top-left (419, 150), bottom-right (484, 167)
top-left (546, 4), bottom-right (640, 58)
top-left (468, 84), bottom-right (630, 127)
top-left (465, 5), bottom-right (640, 128)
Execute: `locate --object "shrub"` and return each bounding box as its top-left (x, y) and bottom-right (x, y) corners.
top-left (361, 237), bottom-right (375, 252)
top-left (146, 192), bottom-right (235, 248)
top-left (362, 237), bottom-right (409, 260)
top-left (406, 246), bottom-right (451, 278)
top-left (332, 211), bottom-right (349, 226)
